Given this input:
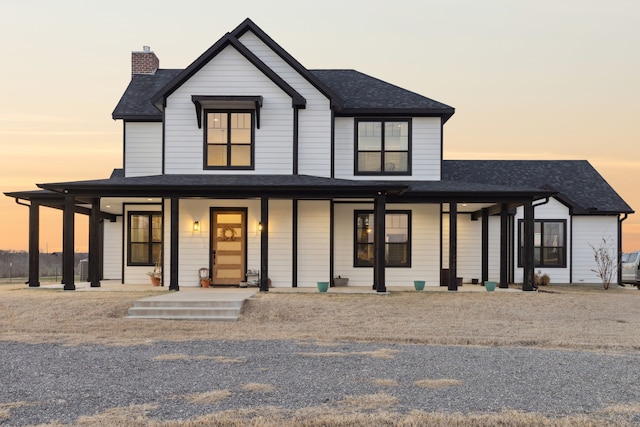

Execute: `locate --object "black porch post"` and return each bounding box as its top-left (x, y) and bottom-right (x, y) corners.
top-left (89, 198), bottom-right (101, 287)
top-left (481, 207), bottom-right (489, 284)
top-left (62, 194), bottom-right (75, 290)
top-left (28, 200), bottom-right (40, 287)
top-left (522, 200), bottom-right (535, 291)
top-left (169, 197), bottom-right (179, 291)
top-left (448, 203), bottom-right (458, 291)
top-left (374, 193), bottom-right (386, 292)
top-left (260, 197), bottom-right (269, 292)
top-left (499, 203), bottom-right (509, 289)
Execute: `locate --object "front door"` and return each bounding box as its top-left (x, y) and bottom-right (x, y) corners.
top-left (210, 209), bottom-right (246, 286)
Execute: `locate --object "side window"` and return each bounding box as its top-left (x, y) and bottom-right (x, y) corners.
top-left (128, 212), bottom-right (162, 266)
top-left (518, 219), bottom-right (566, 268)
top-left (355, 119), bottom-right (411, 175)
top-left (354, 211), bottom-right (411, 267)
top-left (205, 111), bottom-right (254, 169)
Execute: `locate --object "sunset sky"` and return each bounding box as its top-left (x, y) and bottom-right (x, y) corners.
top-left (1, 0), bottom-right (638, 253)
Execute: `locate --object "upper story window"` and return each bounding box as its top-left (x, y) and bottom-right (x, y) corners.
top-left (205, 111), bottom-right (254, 169)
top-left (128, 212), bottom-right (162, 266)
top-left (518, 219), bottom-right (566, 268)
top-left (355, 119), bottom-right (411, 175)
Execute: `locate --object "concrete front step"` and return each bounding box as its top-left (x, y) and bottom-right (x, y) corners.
top-left (126, 289), bottom-right (257, 320)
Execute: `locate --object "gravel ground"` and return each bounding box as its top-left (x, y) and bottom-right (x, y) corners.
top-left (1, 340), bottom-right (640, 425)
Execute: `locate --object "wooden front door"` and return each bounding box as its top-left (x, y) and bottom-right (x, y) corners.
top-left (211, 209), bottom-right (246, 285)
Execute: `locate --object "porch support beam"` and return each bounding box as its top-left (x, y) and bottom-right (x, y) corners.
top-left (499, 203), bottom-right (509, 288)
top-left (448, 203), bottom-right (458, 291)
top-left (522, 200), bottom-right (535, 291)
top-left (62, 194), bottom-right (75, 290)
top-left (260, 197), bottom-right (269, 292)
top-left (481, 207), bottom-right (489, 284)
top-left (373, 194), bottom-right (386, 292)
top-left (169, 197), bottom-right (179, 291)
top-left (88, 198), bottom-right (101, 287)
top-left (28, 201), bottom-right (40, 287)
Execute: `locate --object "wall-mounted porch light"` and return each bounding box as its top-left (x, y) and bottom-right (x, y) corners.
top-left (257, 222), bottom-right (263, 232)
top-left (193, 221), bottom-right (200, 232)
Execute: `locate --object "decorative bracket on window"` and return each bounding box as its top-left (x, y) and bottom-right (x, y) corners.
top-left (192, 95), bottom-right (263, 129)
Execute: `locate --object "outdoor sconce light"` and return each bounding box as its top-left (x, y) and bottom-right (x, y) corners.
top-left (193, 221), bottom-right (200, 232)
top-left (257, 222), bottom-right (263, 232)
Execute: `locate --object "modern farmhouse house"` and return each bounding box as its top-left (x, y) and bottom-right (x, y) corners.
top-left (5, 18), bottom-right (633, 292)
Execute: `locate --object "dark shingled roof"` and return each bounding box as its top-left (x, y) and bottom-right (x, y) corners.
top-left (311, 69), bottom-right (454, 121)
top-left (443, 160), bottom-right (633, 214)
top-left (112, 69), bottom-right (182, 120)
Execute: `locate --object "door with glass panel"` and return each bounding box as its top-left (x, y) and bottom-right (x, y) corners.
top-left (210, 209), bottom-right (246, 285)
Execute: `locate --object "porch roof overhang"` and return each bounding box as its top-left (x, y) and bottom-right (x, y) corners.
top-left (36, 174), bottom-right (409, 199)
top-left (4, 189), bottom-right (118, 221)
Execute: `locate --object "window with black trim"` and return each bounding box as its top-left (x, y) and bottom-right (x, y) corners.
top-left (518, 219), bottom-right (566, 268)
top-left (354, 211), bottom-right (411, 267)
top-left (205, 111), bottom-right (254, 168)
top-left (128, 212), bottom-right (162, 266)
top-left (355, 119), bottom-right (410, 174)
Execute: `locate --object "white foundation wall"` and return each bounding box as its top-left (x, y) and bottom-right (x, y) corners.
top-left (442, 213), bottom-right (482, 283)
top-left (571, 216), bottom-right (619, 284)
top-left (124, 122), bottom-right (162, 177)
top-left (333, 203), bottom-right (441, 287)
top-left (333, 117), bottom-right (441, 181)
top-left (123, 204), bottom-right (162, 285)
top-left (177, 199), bottom-right (262, 287)
top-left (297, 200), bottom-right (331, 287)
top-left (238, 31), bottom-right (332, 177)
top-left (163, 46), bottom-right (294, 175)
top-left (514, 198), bottom-right (571, 283)
top-left (102, 217), bottom-right (122, 280)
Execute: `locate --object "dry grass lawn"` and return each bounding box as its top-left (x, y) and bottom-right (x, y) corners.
top-left (2, 283), bottom-right (640, 426)
top-left (1, 283), bottom-right (639, 351)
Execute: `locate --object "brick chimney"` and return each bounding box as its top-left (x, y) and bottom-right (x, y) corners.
top-left (131, 46), bottom-right (159, 78)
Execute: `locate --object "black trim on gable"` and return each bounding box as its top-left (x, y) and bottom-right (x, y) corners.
top-left (151, 34), bottom-right (306, 110)
top-left (231, 18), bottom-right (344, 110)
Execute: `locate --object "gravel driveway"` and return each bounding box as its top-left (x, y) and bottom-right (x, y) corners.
top-left (2, 340), bottom-right (640, 425)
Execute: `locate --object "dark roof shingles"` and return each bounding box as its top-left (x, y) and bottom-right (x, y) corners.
top-left (112, 69), bottom-right (182, 120)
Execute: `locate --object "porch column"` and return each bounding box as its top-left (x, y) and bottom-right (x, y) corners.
top-left (522, 200), bottom-right (535, 291)
top-left (62, 194), bottom-right (75, 290)
top-left (373, 194), bottom-right (386, 292)
top-left (481, 207), bottom-right (489, 284)
top-left (28, 200), bottom-right (40, 287)
top-left (448, 203), bottom-right (458, 291)
top-left (88, 198), bottom-right (101, 287)
top-left (499, 203), bottom-right (509, 289)
top-left (260, 197), bottom-right (269, 292)
top-left (169, 197), bottom-right (179, 291)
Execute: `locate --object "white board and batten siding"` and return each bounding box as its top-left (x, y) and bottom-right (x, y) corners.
top-left (238, 31), bottom-right (333, 177)
top-left (571, 216), bottom-right (619, 284)
top-left (442, 213), bottom-right (483, 284)
top-left (333, 203), bottom-right (441, 287)
top-left (124, 122), bottom-right (162, 177)
top-left (297, 201), bottom-right (330, 287)
top-left (102, 217), bottom-right (122, 280)
top-left (334, 117), bottom-right (442, 181)
top-left (163, 46), bottom-right (294, 175)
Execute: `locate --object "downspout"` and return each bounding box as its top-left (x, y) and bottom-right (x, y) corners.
top-left (14, 197), bottom-right (30, 208)
top-left (618, 213), bottom-right (628, 285)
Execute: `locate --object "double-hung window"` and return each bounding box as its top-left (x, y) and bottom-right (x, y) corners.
top-left (205, 111), bottom-right (254, 169)
top-left (356, 119), bottom-right (411, 174)
top-left (354, 211), bottom-right (411, 267)
top-left (518, 219), bottom-right (566, 268)
top-left (128, 212), bottom-right (162, 266)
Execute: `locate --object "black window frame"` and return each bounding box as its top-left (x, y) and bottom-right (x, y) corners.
top-left (354, 210), bottom-right (412, 268)
top-left (127, 212), bottom-right (163, 266)
top-left (354, 118), bottom-right (412, 175)
top-left (203, 109), bottom-right (255, 170)
top-left (518, 219), bottom-right (567, 268)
